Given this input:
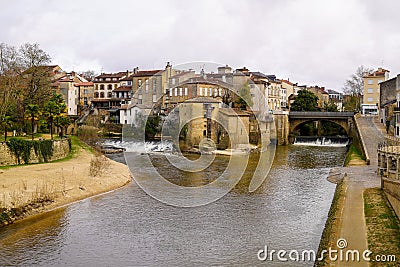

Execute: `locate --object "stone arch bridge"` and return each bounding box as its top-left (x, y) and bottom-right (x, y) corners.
top-left (273, 111), bottom-right (356, 145)
top-left (289, 111), bottom-right (355, 134)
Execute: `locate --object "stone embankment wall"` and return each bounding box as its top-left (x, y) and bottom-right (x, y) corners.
top-left (352, 114), bottom-right (370, 164)
top-left (0, 139), bottom-right (70, 166)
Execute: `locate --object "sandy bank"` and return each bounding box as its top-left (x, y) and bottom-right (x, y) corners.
top-left (0, 145), bottom-right (132, 223)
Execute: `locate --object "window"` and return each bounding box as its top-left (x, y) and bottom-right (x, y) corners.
top-left (367, 97), bottom-right (373, 102)
top-left (204, 88), bottom-right (207, 96)
top-left (153, 95), bottom-right (157, 103)
top-left (199, 87), bottom-right (203, 96)
top-left (108, 84), bottom-right (112, 90)
top-left (100, 92), bottom-right (104, 98)
top-left (175, 87), bottom-right (178, 96)
top-left (108, 92), bottom-right (112, 98)
top-left (145, 79), bottom-right (149, 92)
top-left (100, 84), bottom-right (104, 90)
top-left (127, 81), bottom-right (132, 86)
top-left (179, 87), bottom-right (182, 96)
top-left (209, 88), bottom-right (212, 96)
top-left (138, 80), bottom-right (142, 87)
top-left (214, 88), bottom-right (218, 97)
top-left (367, 88), bottom-right (373, 93)
top-left (84, 89), bottom-right (88, 94)
top-left (153, 79), bottom-right (157, 93)
top-left (138, 94), bottom-right (142, 104)
top-left (172, 78), bottom-right (175, 85)
top-left (184, 87), bottom-right (188, 96)
top-left (94, 92), bottom-right (99, 98)
top-left (218, 88), bottom-right (222, 96)
top-left (169, 89), bottom-right (172, 97)
top-left (368, 79), bottom-right (373, 85)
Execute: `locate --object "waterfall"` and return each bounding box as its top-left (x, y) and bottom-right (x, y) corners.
top-left (293, 136), bottom-right (349, 147)
top-left (101, 139), bottom-right (175, 153)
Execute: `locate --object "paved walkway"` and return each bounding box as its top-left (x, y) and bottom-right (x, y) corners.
top-left (336, 116), bottom-right (382, 267)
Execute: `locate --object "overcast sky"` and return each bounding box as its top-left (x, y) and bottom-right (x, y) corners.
top-left (2, 0), bottom-right (400, 91)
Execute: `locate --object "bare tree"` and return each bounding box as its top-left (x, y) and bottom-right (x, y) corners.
top-left (80, 70), bottom-right (97, 81)
top-left (20, 43), bottom-right (53, 107)
top-left (342, 65), bottom-right (373, 112)
top-left (0, 43), bottom-right (21, 132)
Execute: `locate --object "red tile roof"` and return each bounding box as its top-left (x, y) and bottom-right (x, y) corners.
top-left (113, 86), bottom-right (131, 92)
top-left (280, 79), bottom-right (293, 86)
top-left (131, 70), bottom-right (162, 77)
top-left (74, 82), bottom-right (94, 86)
top-left (95, 72), bottom-right (126, 79)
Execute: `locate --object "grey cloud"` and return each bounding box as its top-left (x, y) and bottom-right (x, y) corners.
top-left (1, 0), bottom-right (399, 91)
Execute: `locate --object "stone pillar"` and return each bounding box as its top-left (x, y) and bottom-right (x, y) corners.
top-left (273, 113), bottom-right (289, 145)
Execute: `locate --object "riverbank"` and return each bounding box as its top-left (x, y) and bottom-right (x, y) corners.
top-left (0, 137), bottom-right (132, 227)
top-left (316, 116), bottom-right (397, 266)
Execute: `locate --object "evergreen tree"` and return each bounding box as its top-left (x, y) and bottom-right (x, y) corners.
top-left (290, 90), bottom-right (318, 111)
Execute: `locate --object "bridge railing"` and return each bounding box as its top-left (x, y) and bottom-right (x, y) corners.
top-left (288, 111), bottom-right (355, 117)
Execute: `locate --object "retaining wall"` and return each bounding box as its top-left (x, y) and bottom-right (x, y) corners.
top-left (0, 139), bottom-right (70, 166)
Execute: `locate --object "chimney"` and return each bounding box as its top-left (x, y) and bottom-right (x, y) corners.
top-left (133, 67), bottom-right (139, 74)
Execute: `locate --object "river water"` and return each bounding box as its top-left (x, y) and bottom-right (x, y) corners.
top-left (0, 145), bottom-right (347, 266)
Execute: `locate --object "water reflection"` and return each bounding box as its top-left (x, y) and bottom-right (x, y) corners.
top-left (0, 145), bottom-right (348, 266)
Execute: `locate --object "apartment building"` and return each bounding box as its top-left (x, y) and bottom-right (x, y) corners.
top-left (362, 67), bottom-right (390, 115)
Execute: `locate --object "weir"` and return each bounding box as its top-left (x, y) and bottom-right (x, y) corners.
top-left (274, 112), bottom-right (369, 163)
top-left (293, 136), bottom-right (350, 147)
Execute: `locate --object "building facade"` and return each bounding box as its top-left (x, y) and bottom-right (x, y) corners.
top-left (362, 67), bottom-right (390, 115)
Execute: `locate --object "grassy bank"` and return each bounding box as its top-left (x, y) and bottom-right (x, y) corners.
top-left (314, 179), bottom-right (346, 267)
top-left (344, 143), bottom-right (366, 166)
top-left (364, 188), bottom-right (400, 266)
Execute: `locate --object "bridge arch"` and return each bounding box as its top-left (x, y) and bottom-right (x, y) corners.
top-left (290, 118), bottom-right (350, 135)
top-left (288, 111), bottom-right (355, 136)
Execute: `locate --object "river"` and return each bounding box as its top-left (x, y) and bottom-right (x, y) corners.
top-left (0, 145), bottom-right (348, 266)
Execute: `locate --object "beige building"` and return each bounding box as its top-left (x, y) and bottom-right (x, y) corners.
top-left (280, 80), bottom-right (294, 109)
top-left (131, 63), bottom-right (175, 114)
top-left (56, 72), bottom-right (89, 116)
top-left (267, 78), bottom-right (281, 111)
top-left (179, 97), bottom-right (251, 150)
top-left (74, 82), bottom-right (94, 111)
top-left (362, 67), bottom-right (390, 114)
top-left (307, 86), bottom-right (329, 109)
top-left (167, 76), bottom-right (229, 112)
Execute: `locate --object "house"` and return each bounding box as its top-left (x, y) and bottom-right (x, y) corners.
top-left (248, 72), bottom-right (269, 118)
top-left (280, 79), bottom-right (294, 109)
top-left (56, 72), bottom-right (89, 116)
top-left (307, 86), bottom-right (329, 109)
top-left (389, 74), bottom-right (400, 137)
top-left (131, 62), bottom-right (175, 115)
top-left (74, 82), bottom-right (94, 112)
top-left (266, 75), bottom-right (281, 111)
top-left (327, 89), bottom-right (343, 111)
top-left (379, 76), bottom-right (397, 126)
top-left (178, 97), bottom-right (251, 150)
top-left (92, 71), bottom-right (128, 110)
top-left (166, 76), bottom-right (230, 112)
top-left (362, 67), bottom-right (390, 115)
